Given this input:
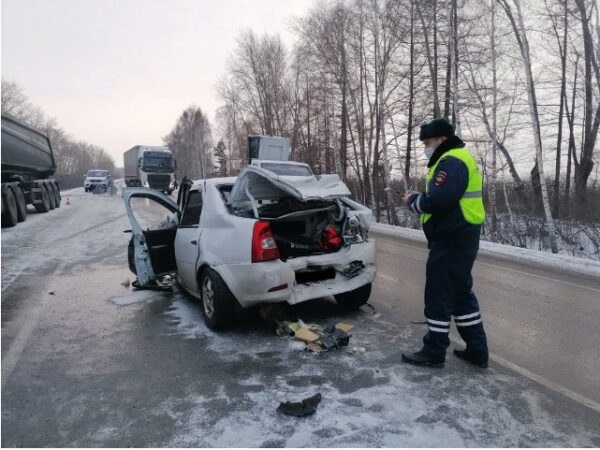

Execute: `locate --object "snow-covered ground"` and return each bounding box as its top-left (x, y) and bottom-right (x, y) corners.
top-left (2, 185), bottom-right (600, 446)
top-left (378, 208), bottom-right (600, 261)
top-left (1, 187), bottom-right (130, 292)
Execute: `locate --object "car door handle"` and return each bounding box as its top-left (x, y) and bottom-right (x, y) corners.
top-left (190, 240), bottom-right (197, 245)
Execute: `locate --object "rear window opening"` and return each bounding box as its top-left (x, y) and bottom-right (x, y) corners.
top-left (295, 267), bottom-right (336, 284)
top-left (218, 184), bottom-right (234, 203)
top-left (259, 162), bottom-right (313, 176)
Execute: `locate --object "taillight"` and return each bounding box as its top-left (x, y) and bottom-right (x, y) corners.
top-left (252, 221), bottom-right (280, 262)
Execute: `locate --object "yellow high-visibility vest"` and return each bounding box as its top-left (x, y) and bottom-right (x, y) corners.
top-left (421, 147), bottom-right (485, 225)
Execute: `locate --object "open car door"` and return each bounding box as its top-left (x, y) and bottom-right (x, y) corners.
top-left (123, 188), bottom-right (180, 287)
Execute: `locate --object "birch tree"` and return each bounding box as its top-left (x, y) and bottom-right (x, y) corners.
top-left (498, 0), bottom-right (558, 253)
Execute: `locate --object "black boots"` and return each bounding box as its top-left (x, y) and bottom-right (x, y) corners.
top-left (401, 348), bottom-right (489, 369)
top-left (401, 350), bottom-right (445, 368)
top-left (453, 349), bottom-right (489, 368)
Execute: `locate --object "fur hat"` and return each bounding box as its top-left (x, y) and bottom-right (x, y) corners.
top-left (419, 118), bottom-right (455, 141)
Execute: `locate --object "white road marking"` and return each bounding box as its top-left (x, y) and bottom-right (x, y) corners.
top-left (1, 262), bottom-right (66, 390)
top-left (448, 336), bottom-right (600, 413)
top-left (376, 236), bottom-right (600, 294)
top-left (376, 264), bottom-right (600, 413)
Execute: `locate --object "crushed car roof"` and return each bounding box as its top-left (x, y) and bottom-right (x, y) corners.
top-left (229, 165), bottom-right (351, 203)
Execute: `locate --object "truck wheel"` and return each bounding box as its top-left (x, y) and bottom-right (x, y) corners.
top-left (334, 283), bottom-right (372, 310)
top-left (199, 268), bottom-right (236, 331)
top-left (2, 187), bottom-right (19, 227)
top-left (46, 184), bottom-right (56, 210)
top-left (14, 186), bottom-right (27, 222)
top-left (35, 184), bottom-right (51, 213)
top-left (51, 183), bottom-right (61, 207)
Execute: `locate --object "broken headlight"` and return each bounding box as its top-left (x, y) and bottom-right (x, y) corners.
top-left (342, 215), bottom-right (367, 245)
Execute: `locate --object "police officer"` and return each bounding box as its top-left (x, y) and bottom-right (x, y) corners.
top-left (400, 117), bottom-right (489, 368)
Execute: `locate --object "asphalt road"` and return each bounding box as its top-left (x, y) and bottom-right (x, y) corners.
top-left (371, 231), bottom-right (600, 406)
top-left (1, 188), bottom-right (599, 447)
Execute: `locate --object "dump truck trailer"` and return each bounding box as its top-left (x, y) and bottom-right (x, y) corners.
top-left (1, 114), bottom-right (61, 227)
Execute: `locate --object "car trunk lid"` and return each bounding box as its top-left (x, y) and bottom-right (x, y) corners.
top-left (228, 166), bottom-right (370, 260)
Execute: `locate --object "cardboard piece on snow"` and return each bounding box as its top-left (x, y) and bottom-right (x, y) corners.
top-left (335, 322), bottom-right (354, 333)
top-left (307, 342), bottom-right (327, 352)
top-left (294, 328), bottom-right (320, 343)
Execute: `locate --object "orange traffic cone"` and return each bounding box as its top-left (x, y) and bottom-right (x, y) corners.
top-left (66, 197), bottom-right (71, 205)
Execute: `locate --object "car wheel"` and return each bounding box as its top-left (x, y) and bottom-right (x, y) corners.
top-left (334, 282), bottom-right (372, 310)
top-left (34, 183), bottom-right (50, 213)
top-left (14, 186), bottom-right (27, 222)
top-left (2, 186), bottom-right (19, 227)
top-left (199, 268), bottom-right (236, 331)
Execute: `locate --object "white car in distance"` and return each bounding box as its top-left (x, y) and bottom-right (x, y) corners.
top-left (123, 161), bottom-right (376, 330)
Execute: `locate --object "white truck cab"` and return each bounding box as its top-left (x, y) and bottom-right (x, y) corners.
top-left (247, 135), bottom-right (314, 176)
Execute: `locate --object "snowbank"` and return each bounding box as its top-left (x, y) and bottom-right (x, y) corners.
top-left (371, 222), bottom-right (600, 279)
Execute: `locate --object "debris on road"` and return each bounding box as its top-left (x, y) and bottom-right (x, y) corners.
top-left (121, 279), bottom-right (131, 288)
top-left (48, 291), bottom-right (55, 295)
top-left (131, 274), bottom-right (173, 291)
top-left (273, 317), bottom-right (356, 352)
top-left (318, 324), bottom-right (350, 350)
top-left (335, 322), bottom-right (354, 333)
top-left (277, 393), bottom-right (322, 417)
top-left (294, 327), bottom-right (320, 343)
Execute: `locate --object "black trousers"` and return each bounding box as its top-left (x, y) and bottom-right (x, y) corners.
top-left (421, 240), bottom-right (488, 359)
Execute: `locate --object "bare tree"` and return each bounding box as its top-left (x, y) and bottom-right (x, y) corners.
top-left (498, 0), bottom-right (558, 253)
top-left (164, 106), bottom-right (213, 179)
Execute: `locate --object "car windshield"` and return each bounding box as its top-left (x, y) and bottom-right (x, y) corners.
top-left (144, 156), bottom-right (174, 169)
top-left (260, 163), bottom-right (313, 176)
top-left (87, 170), bottom-right (107, 177)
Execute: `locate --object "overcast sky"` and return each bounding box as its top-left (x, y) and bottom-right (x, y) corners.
top-left (1, 0), bottom-right (310, 163)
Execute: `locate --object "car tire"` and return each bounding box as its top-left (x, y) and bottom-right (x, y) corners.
top-left (334, 283), bottom-right (372, 310)
top-left (35, 183), bottom-right (51, 213)
top-left (14, 186), bottom-right (28, 222)
top-left (2, 186), bottom-right (19, 227)
top-left (199, 268), bottom-right (236, 331)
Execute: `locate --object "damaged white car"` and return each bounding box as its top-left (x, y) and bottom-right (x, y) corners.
top-left (123, 163), bottom-right (376, 330)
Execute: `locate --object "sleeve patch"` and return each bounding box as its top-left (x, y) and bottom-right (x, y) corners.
top-left (434, 170), bottom-right (448, 186)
